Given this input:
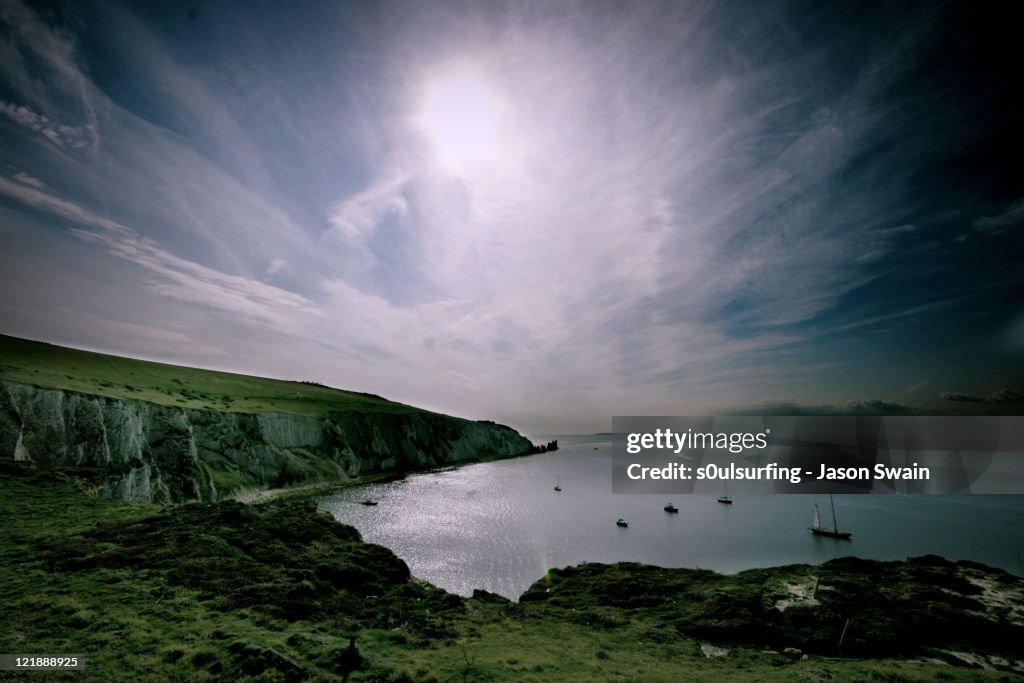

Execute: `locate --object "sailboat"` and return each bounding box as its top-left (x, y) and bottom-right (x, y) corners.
top-left (809, 494), bottom-right (851, 539)
top-left (554, 476), bottom-right (561, 492)
top-left (717, 481), bottom-right (732, 505)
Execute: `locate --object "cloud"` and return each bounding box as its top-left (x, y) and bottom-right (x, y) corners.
top-left (328, 177), bottom-right (409, 248)
top-left (72, 224), bottom-right (321, 327)
top-left (0, 174), bottom-right (123, 233)
top-left (938, 390), bottom-right (1024, 404)
top-left (843, 399), bottom-right (920, 415)
top-left (873, 224), bottom-right (917, 237)
top-left (903, 380), bottom-right (927, 396)
top-left (0, 175), bottom-right (319, 327)
top-left (973, 198), bottom-right (1024, 236)
top-left (263, 258), bottom-right (292, 280)
top-left (940, 391), bottom-right (985, 403)
top-left (984, 388), bottom-right (1024, 403)
top-left (11, 170), bottom-right (46, 190)
top-left (0, 0), bottom-right (98, 147)
top-left (0, 100), bottom-right (89, 148)
top-left (729, 399), bottom-right (921, 416)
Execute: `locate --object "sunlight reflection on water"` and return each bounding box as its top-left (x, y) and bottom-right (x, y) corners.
top-left (318, 436), bottom-right (1024, 599)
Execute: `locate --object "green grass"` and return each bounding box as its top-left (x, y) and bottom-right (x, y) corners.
top-left (0, 334), bottom-right (425, 417)
top-left (1, 463), bottom-right (1017, 682)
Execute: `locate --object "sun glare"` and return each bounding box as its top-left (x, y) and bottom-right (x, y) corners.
top-left (419, 73), bottom-right (502, 171)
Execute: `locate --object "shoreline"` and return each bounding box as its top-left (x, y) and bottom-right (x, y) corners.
top-left (231, 470), bottom-right (408, 504)
top-left (234, 447), bottom-right (553, 505)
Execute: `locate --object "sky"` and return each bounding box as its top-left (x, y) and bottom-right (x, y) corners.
top-left (0, 0), bottom-right (1021, 435)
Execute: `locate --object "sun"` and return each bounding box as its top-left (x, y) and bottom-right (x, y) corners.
top-left (419, 73), bottom-right (502, 171)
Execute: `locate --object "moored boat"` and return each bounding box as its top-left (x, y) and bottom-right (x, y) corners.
top-left (809, 494), bottom-right (851, 539)
top-left (717, 481), bottom-right (732, 504)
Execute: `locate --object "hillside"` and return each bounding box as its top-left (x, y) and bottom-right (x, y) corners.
top-left (0, 335), bottom-right (534, 503)
top-left (0, 334), bottom-right (424, 417)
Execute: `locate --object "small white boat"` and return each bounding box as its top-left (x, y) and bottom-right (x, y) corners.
top-left (809, 494), bottom-right (851, 539)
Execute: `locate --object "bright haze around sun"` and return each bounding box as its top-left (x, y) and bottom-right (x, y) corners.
top-left (418, 71), bottom-right (506, 173)
top-left (0, 1), bottom-right (1020, 434)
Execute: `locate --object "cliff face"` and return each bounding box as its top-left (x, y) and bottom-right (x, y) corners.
top-left (0, 380), bottom-right (532, 503)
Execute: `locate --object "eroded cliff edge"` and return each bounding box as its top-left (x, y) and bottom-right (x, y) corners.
top-left (0, 379), bottom-right (533, 503)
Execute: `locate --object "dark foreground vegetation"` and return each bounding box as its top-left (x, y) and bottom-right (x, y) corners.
top-left (2, 462), bottom-right (1021, 682)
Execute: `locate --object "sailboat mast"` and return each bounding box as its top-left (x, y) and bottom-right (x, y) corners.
top-left (830, 493), bottom-right (839, 532)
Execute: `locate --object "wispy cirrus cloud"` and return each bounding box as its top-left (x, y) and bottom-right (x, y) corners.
top-left (0, 101), bottom-right (89, 148)
top-left (0, 0), bottom-right (1019, 432)
top-left (0, 0), bottom-right (97, 148)
top-left (974, 198), bottom-right (1024, 236)
top-left (0, 174), bottom-right (318, 327)
top-left (11, 171), bottom-right (46, 190)
top-left (328, 177), bottom-right (410, 248)
top-left (904, 380), bottom-right (927, 396)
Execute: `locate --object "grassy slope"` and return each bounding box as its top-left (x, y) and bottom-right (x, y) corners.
top-left (0, 335), bottom-right (425, 417)
top-left (1, 464), bottom-right (1014, 682)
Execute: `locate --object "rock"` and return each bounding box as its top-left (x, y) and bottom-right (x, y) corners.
top-left (518, 557), bottom-right (1024, 659)
top-left (700, 643), bottom-right (729, 658)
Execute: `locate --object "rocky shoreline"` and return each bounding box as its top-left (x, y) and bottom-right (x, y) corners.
top-left (521, 554), bottom-right (1024, 665)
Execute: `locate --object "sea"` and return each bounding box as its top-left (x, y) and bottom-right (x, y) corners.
top-left (317, 435), bottom-right (1024, 600)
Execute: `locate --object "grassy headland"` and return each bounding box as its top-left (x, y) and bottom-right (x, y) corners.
top-left (1, 335), bottom-right (535, 503)
top-left (0, 335), bottom-right (422, 417)
top-left (2, 462), bottom-right (1020, 682)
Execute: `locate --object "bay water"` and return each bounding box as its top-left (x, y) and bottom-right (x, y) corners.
top-left (318, 435), bottom-right (1024, 599)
